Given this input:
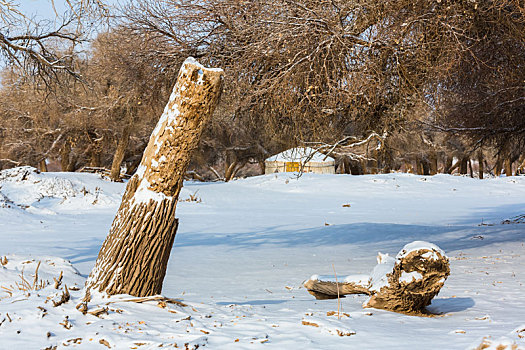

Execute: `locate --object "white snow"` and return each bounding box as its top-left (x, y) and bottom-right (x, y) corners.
top-left (396, 240), bottom-right (447, 261)
top-left (309, 274), bottom-right (371, 287)
top-left (399, 270), bottom-right (423, 283)
top-left (368, 253), bottom-right (395, 293)
top-left (266, 147), bottom-right (334, 162)
top-left (1, 169), bottom-right (525, 349)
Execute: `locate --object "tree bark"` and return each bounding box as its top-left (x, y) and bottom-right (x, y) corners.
top-left (494, 156), bottom-right (503, 176)
top-left (84, 58), bottom-right (223, 297)
top-left (109, 121), bottom-right (132, 182)
top-left (304, 242), bottom-right (450, 315)
top-left (60, 140), bottom-right (71, 172)
top-left (504, 158), bottom-right (512, 177)
top-left (444, 155), bottom-right (453, 174)
top-left (38, 159), bottom-right (48, 172)
top-left (516, 155), bottom-right (525, 175)
top-left (477, 149), bottom-right (484, 179)
top-left (66, 154), bottom-right (78, 172)
top-left (459, 156), bottom-right (468, 175)
top-left (429, 152), bottom-right (438, 175)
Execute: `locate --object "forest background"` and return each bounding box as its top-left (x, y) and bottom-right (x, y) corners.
top-left (1, 0), bottom-right (524, 181)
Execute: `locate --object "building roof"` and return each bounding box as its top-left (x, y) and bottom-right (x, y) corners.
top-left (265, 147), bottom-right (334, 163)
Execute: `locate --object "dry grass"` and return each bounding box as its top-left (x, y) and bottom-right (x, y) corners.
top-left (0, 260), bottom-right (51, 299)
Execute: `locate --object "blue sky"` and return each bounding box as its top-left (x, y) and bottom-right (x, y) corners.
top-left (17, 0), bottom-right (122, 21)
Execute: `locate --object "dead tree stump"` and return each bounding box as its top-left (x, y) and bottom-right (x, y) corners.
top-left (304, 241), bottom-right (450, 315)
top-left (84, 58), bottom-right (223, 298)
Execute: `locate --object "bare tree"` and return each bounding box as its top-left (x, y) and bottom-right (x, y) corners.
top-left (1, 0), bottom-right (108, 78)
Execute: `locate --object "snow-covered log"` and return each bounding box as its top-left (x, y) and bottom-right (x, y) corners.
top-left (84, 58), bottom-right (223, 297)
top-left (304, 241), bottom-right (450, 314)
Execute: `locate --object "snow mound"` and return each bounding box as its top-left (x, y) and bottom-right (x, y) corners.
top-left (0, 166), bottom-right (122, 211)
top-left (0, 191), bottom-right (15, 209)
top-left (0, 254), bottom-right (83, 300)
top-left (0, 255), bottom-right (215, 349)
top-left (0, 167), bottom-right (76, 206)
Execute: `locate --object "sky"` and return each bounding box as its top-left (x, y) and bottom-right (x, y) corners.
top-left (0, 1), bottom-right (123, 71)
top-left (16, 0), bottom-right (123, 22)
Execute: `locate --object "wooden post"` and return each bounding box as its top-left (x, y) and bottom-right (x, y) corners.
top-left (84, 58), bottom-right (223, 297)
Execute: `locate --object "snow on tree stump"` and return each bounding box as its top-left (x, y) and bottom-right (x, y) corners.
top-left (304, 241), bottom-right (450, 315)
top-left (84, 58), bottom-right (223, 298)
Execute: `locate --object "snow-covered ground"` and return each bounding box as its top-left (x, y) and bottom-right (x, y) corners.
top-left (1, 166), bottom-right (524, 349)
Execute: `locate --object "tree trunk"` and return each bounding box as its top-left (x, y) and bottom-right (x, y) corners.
top-left (459, 156), bottom-right (468, 175)
top-left (38, 159), bottom-right (48, 172)
top-left (516, 155), bottom-right (525, 175)
top-left (360, 159), bottom-right (368, 174)
top-left (60, 140), bottom-right (71, 171)
top-left (477, 149), bottom-right (484, 179)
top-left (504, 158), bottom-right (512, 177)
top-left (109, 121), bottom-right (132, 182)
top-left (304, 242), bottom-right (450, 315)
top-left (126, 157), bottom-right (142, 177)
top-left (416, 157), bottom-right (424, 175)
top-left (66, 154), bottom-right (78, 172)
top-left (468, 159), bottom-right (474, 178)
top-left (224, 160), bottom-right (238, 182)
top-left (90, 146), bottom-right (102, 167)
top-left (429, 152), bottom-right (438, 175)
top-left (494, 157), bottom-right (503, 176)
top-left (84, 58), bottom-right (223, 298)
top-left (444, 155), bottom-right (453, 174)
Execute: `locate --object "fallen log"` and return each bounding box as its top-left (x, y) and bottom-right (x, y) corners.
top-left (304, 241), bottom-right (450, 315)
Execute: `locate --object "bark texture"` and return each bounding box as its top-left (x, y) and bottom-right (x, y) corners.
top-left (85, 58), bottom-right (223, 297)
top-left (478, 149), bottom-right (484, 179)
top-left (364, 247), bottom-right (450, 314)
top-left (109, 121), bottom-right (132, 182)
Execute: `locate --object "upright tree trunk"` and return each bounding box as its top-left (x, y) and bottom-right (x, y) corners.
top-left (516, 155), bottom-right (525, 175)
top-left (494, 157), bottom-right (503, 176)
top-left (429, 152), bottom-right (438, 175)
top-left (38, 159), bottom-right (48, 172)
top-left (84, 58), bottom-right (223, 297)
top-left (60, 140), bottom-right (71, 171)
top-left (459, 156), bottom-right (468, 175)
top-left (477, 149), bottom-right (484, 179)
top-left (444, 155), bottom-right (453, 174)
top-left (109, 121), bottom-right (132, 182)
top-left (66, 154), bottom-right (78, 172)
top-left (504, 158), bottom-right (513, 177)
top-left (90, 152), bottom-right (101, 167)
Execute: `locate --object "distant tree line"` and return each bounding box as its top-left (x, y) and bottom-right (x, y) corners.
top-left (1, 0), bottom-right (524, 179)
